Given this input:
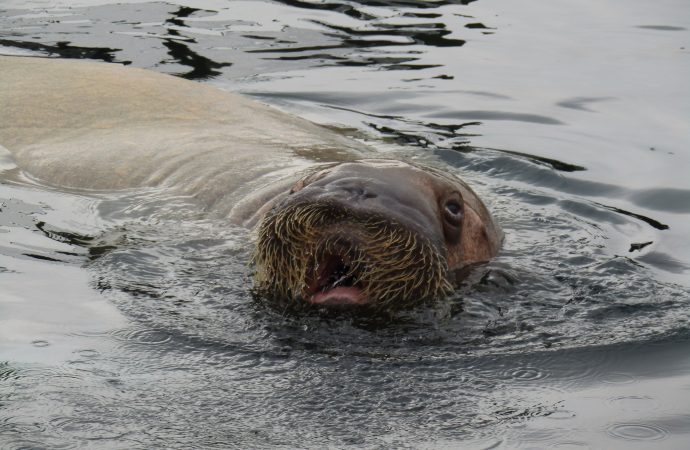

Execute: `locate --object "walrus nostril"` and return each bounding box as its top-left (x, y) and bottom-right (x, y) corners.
top-left (342, 185), bottom-right (377, 200)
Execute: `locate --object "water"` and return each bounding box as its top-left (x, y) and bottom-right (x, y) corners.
top-left (1, 0), bottom-right (689, 448)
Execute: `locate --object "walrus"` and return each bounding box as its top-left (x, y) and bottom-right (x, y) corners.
top-left (0, 55), bottom-right (501, 311)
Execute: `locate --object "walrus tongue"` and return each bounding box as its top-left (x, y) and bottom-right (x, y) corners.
top-left (310, 286), bottom-right (365, 305)
top-left (307, 254), bottom-right (367, 306)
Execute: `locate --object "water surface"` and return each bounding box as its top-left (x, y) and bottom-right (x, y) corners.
top-left (1, 0), bottom-right (689, 448)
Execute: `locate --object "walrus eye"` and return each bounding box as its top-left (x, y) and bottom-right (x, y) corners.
top-left (443, 199), bottom-right (463, 226)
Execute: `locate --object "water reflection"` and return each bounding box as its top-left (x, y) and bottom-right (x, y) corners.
top-left (162, 6), bottom-right (232, 79)
top-left (556, 96), bottom-right (615, 112)
top-left (274, 0), bottom-right (478, 13)
top-left (430, 109), bottom-right (565, 125)
top-left (1, 0), bottom-right (690, 448)
top-left (0, 37), bottom-right (121, 62)
top-left (0, 0), bottom-right (492, 74)
top-left (636, 25), bottom-right (686, 31)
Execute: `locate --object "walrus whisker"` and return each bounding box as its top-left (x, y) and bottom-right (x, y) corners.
top-left (252, 199), bottom-right (453, 310)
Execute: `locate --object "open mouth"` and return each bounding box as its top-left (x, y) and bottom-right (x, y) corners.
top-left (305, 251), bottom-right (367, 306)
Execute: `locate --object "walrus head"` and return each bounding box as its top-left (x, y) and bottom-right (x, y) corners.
top-left (252, 159), bottom-right (501, 311)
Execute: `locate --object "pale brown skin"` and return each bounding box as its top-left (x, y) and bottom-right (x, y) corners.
top-left (0, 55), bottom-right (369, 217)
top-left (0, 55), bottom-right (501, 309)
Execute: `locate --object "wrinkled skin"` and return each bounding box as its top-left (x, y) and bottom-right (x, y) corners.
top-left (253, 159), bottom-right (502, 311)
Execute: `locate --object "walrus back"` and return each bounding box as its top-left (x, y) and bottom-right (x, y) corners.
top-left (0, 56), bottom-right (368, 196)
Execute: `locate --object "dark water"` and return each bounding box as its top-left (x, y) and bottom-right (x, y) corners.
top-left (1, 0), bottom-right (689, 448)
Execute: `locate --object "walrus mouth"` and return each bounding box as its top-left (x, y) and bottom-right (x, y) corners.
top-left (305, 244), bottom-right (366, 306)
top-left (252, 201), bottom-right (452, 311)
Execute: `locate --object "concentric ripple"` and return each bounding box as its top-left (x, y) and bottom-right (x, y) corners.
top-left (502, 366), bottom-right (549, 382)
top-left (109, 327), bottom-right (172, 346)
top-left (607, 423), bottom-right (669, 441)
top-left (607, 395), bottom-right (658, 413)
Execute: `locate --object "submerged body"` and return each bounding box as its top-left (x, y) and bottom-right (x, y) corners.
top-left (0, 55), bottom-right (501, 310)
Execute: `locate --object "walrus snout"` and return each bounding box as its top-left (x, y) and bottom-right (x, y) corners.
top-left (291, 174), bottom-right (443, 244)
top-left (330, 178), bottom-right (379, 201)
top-left (253, 199), bottom-right (452, 311)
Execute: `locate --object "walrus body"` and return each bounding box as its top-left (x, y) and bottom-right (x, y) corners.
top-left (0, 55), bottom-right (501, 310)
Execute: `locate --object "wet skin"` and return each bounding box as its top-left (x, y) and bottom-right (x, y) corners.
top-left (254, 160), bottom-right (502, 308)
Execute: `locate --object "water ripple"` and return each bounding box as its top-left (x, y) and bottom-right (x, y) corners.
top-left (551, 442), bottom-right (591, 450)
top-left (1, 0), bottom-right (689, 448)
top-left (75, 349), bottom-right (101, 359)
top-left (607, 423), bottom-right (668, 441)
top-left (31, 340), bottom-right (50, 348)
top-left (607, 395), bottom-right (658, 413)
top-left (598, 372), bottom-right (637, 385)
top-left (110, 327), bottom-right (172, 346)
top-left (0, 438), bottom-right (76, 450)
top-left (501, 366), bottom-right (548, 382)
top-left (49, 416), bottom-right (132, 441)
